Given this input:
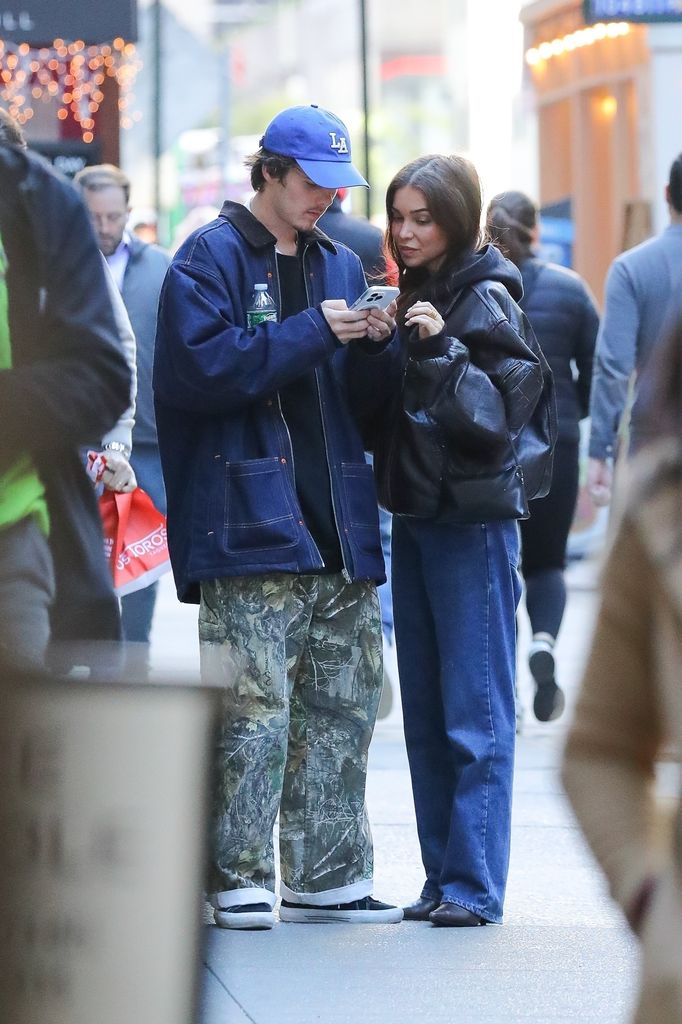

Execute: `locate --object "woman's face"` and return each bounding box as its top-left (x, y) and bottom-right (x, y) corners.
top-left (390, 185), bottom-right (449, 274)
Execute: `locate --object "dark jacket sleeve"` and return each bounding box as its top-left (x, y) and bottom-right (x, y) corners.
top-left (0, 168), bottom-right (130, 464)
top-left (406, 331), bottom-right (508, 449)
top-left (344, 329), bottom-right (403, 443)
top-left (575, 283), bottom-right (600, 420)
top-left (407, 312), bottom-right (543, 450)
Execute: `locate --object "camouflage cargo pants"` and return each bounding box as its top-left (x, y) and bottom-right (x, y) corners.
top-left (199, 573), bottom-right (383, 907)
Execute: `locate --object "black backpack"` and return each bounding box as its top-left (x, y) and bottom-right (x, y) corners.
top-left (514, 266), bottom-right (558, 501)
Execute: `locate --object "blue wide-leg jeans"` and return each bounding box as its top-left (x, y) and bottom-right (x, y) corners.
top-left (392, 517), bottom-right (521, 923)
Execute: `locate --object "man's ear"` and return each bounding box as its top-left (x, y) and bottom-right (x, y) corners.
top-left (262, 165), bottom-right (278, 186)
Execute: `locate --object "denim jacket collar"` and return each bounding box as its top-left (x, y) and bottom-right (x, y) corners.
top-left (219, 199), bottom-right (338, 254)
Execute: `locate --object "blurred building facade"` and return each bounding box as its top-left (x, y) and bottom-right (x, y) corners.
top-left (118, 0), bottom-right (532, 236)
top-left (521, 0), bottom-right (682, 302)
top-left (202, 0), bottom-right (532, 222)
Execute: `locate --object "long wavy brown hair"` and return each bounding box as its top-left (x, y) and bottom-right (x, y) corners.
top-left (383, 154), bottom-right (484, 319)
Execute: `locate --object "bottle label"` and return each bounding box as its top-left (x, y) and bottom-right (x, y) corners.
top-left (247, 310), bottom-right (278, 327)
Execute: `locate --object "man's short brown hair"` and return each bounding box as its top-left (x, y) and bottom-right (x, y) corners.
top-left (74, 163), bottom-right (131, 204)
top-left (245, 148), bottom-right (298, 192)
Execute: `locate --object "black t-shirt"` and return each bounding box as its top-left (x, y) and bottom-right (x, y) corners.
top-left (276, 251), bottom-right (343, 573)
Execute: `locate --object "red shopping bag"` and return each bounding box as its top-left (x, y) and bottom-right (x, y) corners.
top-left (99, 487), bottom-right (171, 597)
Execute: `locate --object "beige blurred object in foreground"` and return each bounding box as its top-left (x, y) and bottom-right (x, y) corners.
top-left (0, 669), bottom-right (217, 1024)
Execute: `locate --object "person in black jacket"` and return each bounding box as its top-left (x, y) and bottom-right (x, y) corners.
top-left (0, 144), bottom-right (131, 670)
top-left (372, 154), bottom-right (555, 927)
top-left (487, 191), bottom-right (598, 723)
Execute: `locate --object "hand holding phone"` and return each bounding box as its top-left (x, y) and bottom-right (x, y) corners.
top-left (350, 286), bottom-right (400, 311)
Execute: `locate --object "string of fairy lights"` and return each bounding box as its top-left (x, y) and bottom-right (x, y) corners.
top-left (0, 36), bottom-right (142, 143)
top-left (525, 21), bottom-right (631, 66)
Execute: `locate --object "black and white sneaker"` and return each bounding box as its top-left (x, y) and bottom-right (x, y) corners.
top-left (529, 635), bottom-right (565, 722)
top-left (279, 896), bottom-right (403, 924)
top-left (213, 903), bottom-right (275, 930)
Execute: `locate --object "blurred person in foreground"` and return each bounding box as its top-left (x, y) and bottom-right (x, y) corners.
top-left (0, 112), bottom-right (137, 499)
top-left (371, 154), bottom-right (555, 926)
top-left (0, 131), bottom-right (131, 671)
top-left (154, 104), bottom-right (402, 929)
top-left (75, 163), bottom-right (170, 676)
top-left (562, 316), bottom-right (682, 1024)
top-left (487, 190), bottom-right (599, 723)
top-left (318, 188), bottom-right (395, 717)
top-left (587, 151), bottom-right (682, 507)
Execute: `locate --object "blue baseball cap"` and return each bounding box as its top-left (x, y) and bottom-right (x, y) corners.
top-left (260, 104), bottom-right (368, 189)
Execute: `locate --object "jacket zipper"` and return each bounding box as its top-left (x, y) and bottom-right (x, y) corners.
top-left (302, 242), bottom-right (352, 582)
top-left (314, 370), bottom-right (352, 583)
top-left (273, 245), bottom-right (325, 571)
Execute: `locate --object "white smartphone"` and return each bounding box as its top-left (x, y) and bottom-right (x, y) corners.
top-left (350, 286), bottom-right (400, 311)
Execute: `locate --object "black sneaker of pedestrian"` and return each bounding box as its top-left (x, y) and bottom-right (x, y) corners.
top-left (213, 903), bottom-right (275, 930)
top-left (529, 638), bottom-right (565, 722)
top-left (533, 678), bottom-right (566, 722)
top-left (279, 896), bottom-right (403, 923)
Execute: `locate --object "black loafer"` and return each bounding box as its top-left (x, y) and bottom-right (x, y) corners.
top-left (429, 902), bottom-right (486, 927)
top-left (402, 896), bottom-right (441, 921)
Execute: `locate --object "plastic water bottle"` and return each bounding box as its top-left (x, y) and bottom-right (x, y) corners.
top-left (246, 283), bottom-right (277, 327)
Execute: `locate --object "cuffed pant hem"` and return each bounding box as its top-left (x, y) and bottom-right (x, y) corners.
top-left (210, 887), bottom-right (276, 910)
top-left (280, 878), bottom-right (373, 906)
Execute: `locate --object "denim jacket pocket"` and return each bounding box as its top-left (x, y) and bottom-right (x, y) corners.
top-left (340, 461), bottom-right (381, 529)
top-left (223, 457), bottom-right (298, 553)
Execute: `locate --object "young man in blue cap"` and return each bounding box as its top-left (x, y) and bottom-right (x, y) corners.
top-left (154, 105), bottom-right (402, 929)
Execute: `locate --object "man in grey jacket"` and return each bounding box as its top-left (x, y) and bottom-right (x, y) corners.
top-left (588, 152), bottom-right (682, 505)
top-left (75, 164), bottom-right (170, 673)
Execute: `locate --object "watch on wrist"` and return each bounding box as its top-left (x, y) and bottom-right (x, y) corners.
top-left (103, 441), bottom-right (131, 458)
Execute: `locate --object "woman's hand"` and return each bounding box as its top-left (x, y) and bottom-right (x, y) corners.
top-left (404, 301), bottom-right (444, 340)
top-left (366, 299), bottom-right (397, 343)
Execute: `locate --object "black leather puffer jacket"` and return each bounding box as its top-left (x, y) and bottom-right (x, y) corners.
top-left (373, 245), bottom-right (556, 523)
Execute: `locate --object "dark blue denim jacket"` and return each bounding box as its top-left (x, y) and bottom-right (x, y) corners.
top-left (153, 201), bottom-right (400, 603)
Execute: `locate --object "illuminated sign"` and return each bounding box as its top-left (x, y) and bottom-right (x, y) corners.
top-left (0, 1), bottom-right (137, 44)
top-left (583, 0), bottom-right (682, 20)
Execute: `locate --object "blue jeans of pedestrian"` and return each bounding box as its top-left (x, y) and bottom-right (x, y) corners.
top-left (377, 506), bottom-right (393, 643)
top-left (392, 516), bottom-right (521, 923)
top-left (120, 443), bottom-right (166, 649)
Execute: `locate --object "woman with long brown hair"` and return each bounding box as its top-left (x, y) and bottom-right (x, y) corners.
top-left (372, 155), bottom-right (555, 926)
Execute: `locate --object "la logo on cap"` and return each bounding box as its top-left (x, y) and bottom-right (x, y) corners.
top-left (329, 132), bottom-right (349, 155)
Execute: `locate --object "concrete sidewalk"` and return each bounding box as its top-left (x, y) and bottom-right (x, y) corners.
top-left (151, 560), bottom-right (639, 1024)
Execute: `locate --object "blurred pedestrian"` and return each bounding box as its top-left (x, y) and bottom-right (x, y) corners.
top-left (128, 206), bottom-right (159, 246)
top-left (562, 317), bottom-right (682, 1024)
top-left (94, 258), bottom-right (138, 493)
top-left (587, 151), bottom-right (682, 507)
top-left (154, 104), bottom-right (403, 930)
top-left (372, 154), bottom-right (555, 926)
top-left (0, 139), bottom-right (130, 670)
top-left (318, 188), bottom-right (386, 281)
top-left (75, 164), bottom-right (170, 677)
top-left (0, 112), bottom-right (137, 498)
top-left (318, 188), bottom-right (396, 716)
top-left (487, 190), bottom-right (599, 722)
